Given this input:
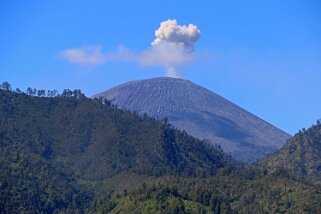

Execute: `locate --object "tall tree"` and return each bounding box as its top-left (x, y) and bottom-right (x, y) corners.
top-left (37, 90), bottom-right (46, 97)
top-left (1, 81), bottom-right (11, 91)
top-left (72, 89), bottom-right (85, 99)
top-left (61, 89), bottom-right (73, 97)
top-left (32, 88), bottom-right (38, 96)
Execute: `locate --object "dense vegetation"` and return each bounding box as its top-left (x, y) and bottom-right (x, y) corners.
top-left (0, 86), bottom-right (232, 213)
top-left (0, 82), bottom-right (321, 213)
top-left (262, 122), bottom-right (321, 180)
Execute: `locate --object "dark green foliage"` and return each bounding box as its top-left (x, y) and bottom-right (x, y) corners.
top-left (88, 125), bottom-right (321, 213)
top-left (262, 122), bottom-right (321, 180)
top-left (1, 87), bottom-right (321, 213)
top-left (0, 147), bottom-right (92, 213)
top-left (92, 173), bottom-right (321, 213)
top-left (0, 89), bottom-right (231, 212)
top-left (1, 81), bottom-right (11, 91)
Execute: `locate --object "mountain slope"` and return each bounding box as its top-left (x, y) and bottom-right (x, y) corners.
top-left (93, 123), bottom-right (321, 213)
top-left (93, 168), bottom-right (321, 213)
top-left (0, 89), bottom-right (232, 178)
top-left (0, 89), bottom-right (232, 212)
top-left (262, 122), bottom-right (321, 179)
top-left (94, 77), bottom-right (290, 161)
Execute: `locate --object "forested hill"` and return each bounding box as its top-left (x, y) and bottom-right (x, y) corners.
top-left (0, 89), bottom-right (232, 178)
top-left (0, 88), bottom-right (233, 212)
top-left (102, 123), bottom-right (321, 214)
top-left (262, 122), bottom-right (321, 180)
top-left (1, 86), bottom-right (321, 213)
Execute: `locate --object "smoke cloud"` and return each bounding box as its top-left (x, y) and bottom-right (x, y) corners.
top-left (60, 46), bottom-right (106, 66)
top-left (152, 19), bottom-right (200, 50)
top-left (60, 19), bottom-right (200, 78)
top-left (148, 19), bottom-right (200, 77)
top-left (138, 42), bottom-right (193, 67)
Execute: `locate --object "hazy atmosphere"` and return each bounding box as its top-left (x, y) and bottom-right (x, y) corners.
top-left (1, 0), bottom-right (321, 133)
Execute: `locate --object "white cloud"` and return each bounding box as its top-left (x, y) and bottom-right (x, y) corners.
top-left (60, 19), bottom-right (200, 77)
top-left (60, 46), bottom-right (106, 65)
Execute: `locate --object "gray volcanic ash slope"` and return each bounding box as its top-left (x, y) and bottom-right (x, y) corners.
top-left (93, 77), bottom-right (290, 161)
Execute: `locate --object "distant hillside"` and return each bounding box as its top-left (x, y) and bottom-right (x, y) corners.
top-left (93, 77), bottom-right (291, 161)
top-left (262, 122), bottom-right (321, 180)
top-left (0, 89), bottom-right (232, 212)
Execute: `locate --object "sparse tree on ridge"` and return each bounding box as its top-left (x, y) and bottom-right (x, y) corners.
top-left (47, 89), bottom-right (59, 97)
top-left (32, 88), bottom-right (37, 96)
top-left (61, 89), bottom-right (73, 97)
top-left (103, 98), bottom-right (111, 106)
top-left (1, 81), bottom-right (11, 91)
top-left (26, 87), bottom-right (33, 95)
top-left (47, 90), bottom-right (53, 97)
top-left (37, 89), bottom-right (46, 97)
top-left (72, 89), bottom-right (85, 99)
top-left (49, 89), bottom-right (59, 97)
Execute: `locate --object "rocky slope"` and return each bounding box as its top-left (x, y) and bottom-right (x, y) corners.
top-left (94, 77), bottom-right (291, 161)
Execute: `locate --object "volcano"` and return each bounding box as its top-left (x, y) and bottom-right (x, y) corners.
top-left (93, 77), bottom-right (290, 161)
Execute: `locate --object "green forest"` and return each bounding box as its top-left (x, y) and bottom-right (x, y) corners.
top-left (0, 84), bottom-right (321, 213)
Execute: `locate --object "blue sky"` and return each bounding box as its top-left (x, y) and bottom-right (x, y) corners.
top-left (1, 0), bottom-right (320, 135)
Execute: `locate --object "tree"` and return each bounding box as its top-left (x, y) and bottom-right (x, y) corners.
top-left (37, 89), bottom-right (46, 97)
top-left (47, 90), bottom-right (54, 97)
top-left (32, 88), bottom-right (38, 96)
top-left (103, 98), bottom-right (111, 106)
top-left (52, 90), bottom-right (58, 97)
top-left (61, 89), bottom-right (73, 97)
top-left (96, 97), bottom-right (103, 103)
top-left (1, 81), bottom-right (11, 91)
top-left (72, 89), bottom-right (85, 99)
top-left (26, 87), bottom-right (33, 95)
